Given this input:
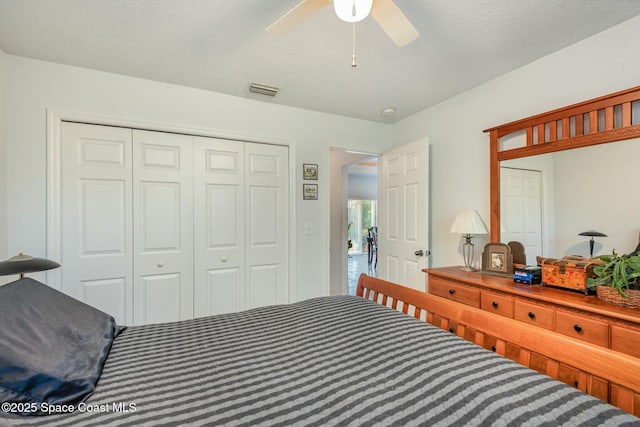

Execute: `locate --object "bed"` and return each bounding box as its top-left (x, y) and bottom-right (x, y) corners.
top-left (1, 275), bottom-right (639, 426)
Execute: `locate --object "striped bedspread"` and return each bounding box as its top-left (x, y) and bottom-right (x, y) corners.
top-left (3, 295), bottom-right (639, 426)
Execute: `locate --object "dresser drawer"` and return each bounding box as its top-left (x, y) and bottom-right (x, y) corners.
top-left (514, 300), bottom-right (555, 330)
top-left (428, 277), bottom-right (480, 307)
top-left (481, 291), bottom-right (514, 318)
top-left (611, 324), bottom-right (640, 358)
top-left (555, 311), bottom-right (609, 347)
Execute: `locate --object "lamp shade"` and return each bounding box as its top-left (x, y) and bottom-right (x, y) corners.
top-left (333, 0), bottom-right (373, 22)
top-left (579, 230), bottom-right (607, 237)
top-left (0, 253), bottom-right (60, 276)
top-left (450, 210), bottom-right (489, 235)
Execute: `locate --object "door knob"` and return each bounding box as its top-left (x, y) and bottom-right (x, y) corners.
top-left (415, 250), bottom-right (424, 257)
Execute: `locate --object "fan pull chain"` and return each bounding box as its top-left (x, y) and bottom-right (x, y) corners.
top-left (352, 23), bottom-right (357, 67)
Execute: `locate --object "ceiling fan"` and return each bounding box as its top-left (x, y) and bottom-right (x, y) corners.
top-left (267, 0), bottom-right (419, 47)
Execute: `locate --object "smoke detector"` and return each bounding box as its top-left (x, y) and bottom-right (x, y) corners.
top-left (381, 107), bottom-right (396, 117)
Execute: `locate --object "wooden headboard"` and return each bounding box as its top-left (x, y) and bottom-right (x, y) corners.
top-left (356, 273), bottom-right (640, 416)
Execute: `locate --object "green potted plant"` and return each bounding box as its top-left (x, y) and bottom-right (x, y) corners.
top-left (587, 250), bottom-right (640, 308)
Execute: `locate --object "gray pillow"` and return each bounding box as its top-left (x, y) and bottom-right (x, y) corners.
top-left (0, 278), bottom-right (124, 416)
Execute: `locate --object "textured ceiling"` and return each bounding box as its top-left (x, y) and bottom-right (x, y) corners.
top-left (1, 0), bottom-right (639, 123)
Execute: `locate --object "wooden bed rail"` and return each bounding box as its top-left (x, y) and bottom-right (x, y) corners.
top-left (357, 274), bottom-right (640, 415)
top-left (356, 273), bottom-right (431, 319)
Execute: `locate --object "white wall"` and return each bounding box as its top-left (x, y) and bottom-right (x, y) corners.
top-left (393, 15), bottom-right (640, 269)
top-left (0, 49), bottom-right (7, 279)
top-left (348, 174), bottom-right (378, 200)
top-left (554, 139), bottom-right (640, 258)
top-left (3, 54), bottom-right (392, 300)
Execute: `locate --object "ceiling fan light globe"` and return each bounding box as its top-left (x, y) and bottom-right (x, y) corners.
top-left (333, 0), bottom-right (373, 23)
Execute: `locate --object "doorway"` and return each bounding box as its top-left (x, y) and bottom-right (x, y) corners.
top-left (347, 198), bottom-right (378, 294)
top-left (346, 159), bottom-right (379, 294)
top-left (330, 138), bottom-right (430, 295)
top-left (329, 149), bottom-right (379, 296)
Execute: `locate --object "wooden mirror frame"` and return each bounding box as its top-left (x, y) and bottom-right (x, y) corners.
top-left (483, 86), bottom-right (640, 242)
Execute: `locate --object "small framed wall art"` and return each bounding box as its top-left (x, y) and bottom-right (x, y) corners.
top-left (303, 163), bottom-right (318, 180)
top-left (481, 242), bottom-right (513, 277)
top-left (303, 183), bottom-right (318, 200)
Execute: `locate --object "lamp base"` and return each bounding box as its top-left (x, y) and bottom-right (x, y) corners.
top-left (461, 236), bottom-right (476, 272)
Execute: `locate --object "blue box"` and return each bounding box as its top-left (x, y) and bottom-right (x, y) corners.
top-left (513, 266), bottom-right (542, 285)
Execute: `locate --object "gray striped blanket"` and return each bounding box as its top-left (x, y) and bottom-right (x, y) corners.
top-left (3, 295), bottom-right (639, 426)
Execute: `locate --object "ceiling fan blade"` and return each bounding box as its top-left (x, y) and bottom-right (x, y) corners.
top-left (370, 0), bottom-right (419, 47)
top-left (266, 0), bottom-right (332, 36)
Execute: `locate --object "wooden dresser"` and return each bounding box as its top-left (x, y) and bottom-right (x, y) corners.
top-left (424, 266), bottom-right (640, 416)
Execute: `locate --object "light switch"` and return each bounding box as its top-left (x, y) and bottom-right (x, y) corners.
top-left (304, 222), bottom-right (312, 235)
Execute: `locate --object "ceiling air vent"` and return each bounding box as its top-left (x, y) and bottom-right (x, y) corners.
top-left (248, 83), bottom-right (279, 97)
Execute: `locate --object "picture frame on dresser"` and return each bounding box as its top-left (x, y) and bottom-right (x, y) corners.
top-left (481, 242), bottom-right (513, 276)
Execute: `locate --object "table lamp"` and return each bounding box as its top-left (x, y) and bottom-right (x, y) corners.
top-left (578, 230), bottom-right (607, 258)
top-left (0, 252), bottom-right (60, 279)
top-left (450, 210), bottom-right (489, 271)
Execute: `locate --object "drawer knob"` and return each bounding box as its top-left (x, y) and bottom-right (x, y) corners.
top-left (448, 327), bottom-right (454, 333)
top-left (528, 311), bottom-right (536, 319)
top-left (491, 345), bottom-right (497, 352)
top-left (448, 289), bottom-right (455, 295)
top-left (573, 324), bottom-right (583, 333)
top-left (492, 301), bottom-right (498, 308)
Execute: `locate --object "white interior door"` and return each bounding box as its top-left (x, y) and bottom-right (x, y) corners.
top-left (245, 142), bottom-right (289, 308)
top-left (378, 138), bottom-right (429, 291)
top-left (501, 167), bottom-right (543, 263)
top-left (193, 137), bottom-right (246, 316)
top-left (61, 122), bottom-right (133, 325)
top-left (132, 130), bottom-right (194, 324)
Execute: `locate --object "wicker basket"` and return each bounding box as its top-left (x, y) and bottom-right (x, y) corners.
top-left (595, 285), bottom-right (640, 309)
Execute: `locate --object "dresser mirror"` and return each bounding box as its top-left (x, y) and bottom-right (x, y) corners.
top-left (484, 86), bottom-right (640, 264)
top-left (500, 137), bottom-right (640, 261)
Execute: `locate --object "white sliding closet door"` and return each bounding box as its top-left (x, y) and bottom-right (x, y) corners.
top-left (193, 137), bottom-right (246, 316)
top-left (132, 130), bottom-right (194, 324)
top-left (193, 139), bottom-right (290, 315)
top-left (59, 122), bottom-right (290, 325)
top-left (245, 143), bottom-right (289, 308)
top-left (61, 123), bottom-right (133, 324)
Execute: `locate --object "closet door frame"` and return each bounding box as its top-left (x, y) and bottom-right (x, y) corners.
top-left (46, 109), bottom-right (297, 306)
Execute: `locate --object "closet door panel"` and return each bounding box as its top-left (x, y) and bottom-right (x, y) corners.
top-left (133, 130), bottom-right (194, 325)
top-left (140, 273), bottom-right (182, 324)
top-left (80, 179), bottom-right (127, 254)
top-left (61, 122), bottom-right (133, 325)
top-left (140, 182), bottom-right (181, 251)
top-left (81, 278), bottom-right (127, 323)
top-left (245, 143), bottom-right (289, 308)
top-left (194, 137), bottom-right (245, 316)
top-left (248, 264), bottom-right (279, 308)
top-left (205, 268), bottom-right (243, 315)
